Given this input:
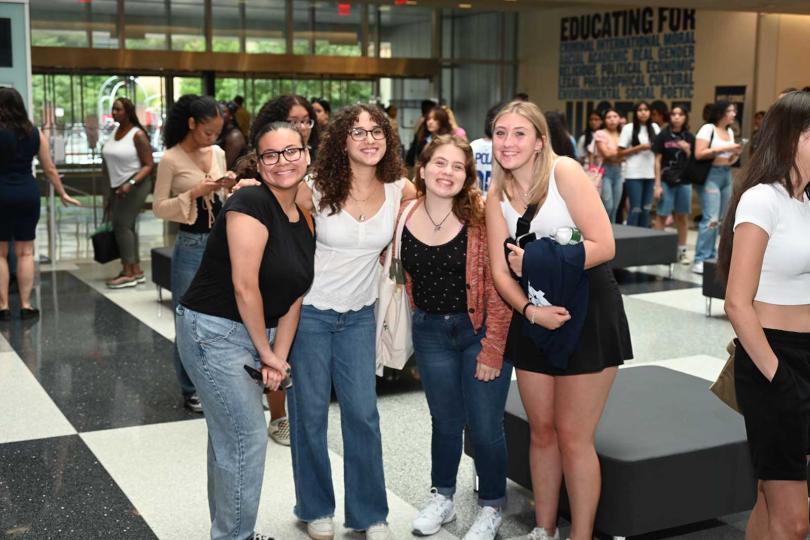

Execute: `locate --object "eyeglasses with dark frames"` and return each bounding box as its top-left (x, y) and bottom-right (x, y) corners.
top-left (259, 146), bottom-right (306, 166)
top-left (349, 126), bottom-right (385, 141)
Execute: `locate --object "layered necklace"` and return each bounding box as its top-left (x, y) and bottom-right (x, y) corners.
top-left (424, 198), bottom-right (454, 232)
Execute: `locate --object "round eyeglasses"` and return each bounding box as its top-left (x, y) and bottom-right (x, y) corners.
top-left (349, 127), bottom-right (385, 141)
top-left (287, 118), bottom-right (314, 129)
top-left (259, 146), bottom-right (306, 166)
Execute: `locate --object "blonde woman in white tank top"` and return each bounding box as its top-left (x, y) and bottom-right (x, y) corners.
top-left (486, 101), bottom-right (631, 540)
top-left (101, 97), bottom-right (153, 288)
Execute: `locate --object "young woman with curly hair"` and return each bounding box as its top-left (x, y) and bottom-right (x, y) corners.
top-left (403, 135), bottom-right (511, 540)
top-left (287, 104), bottom-right (415, 540)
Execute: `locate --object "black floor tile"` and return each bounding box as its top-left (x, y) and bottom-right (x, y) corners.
top-left (0, 435), bottom-right (157, 539)
top-left (1, 271), bottom-right (199, 432)
top-left (613, 268), bottom-right (699, 295)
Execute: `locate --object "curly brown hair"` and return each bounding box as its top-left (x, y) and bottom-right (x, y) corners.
top-left (414, 135), bottom-right (485, 226)
top-left (312, 104), bottom-right (404, 215)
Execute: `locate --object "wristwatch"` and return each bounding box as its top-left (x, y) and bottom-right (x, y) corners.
top-left (128, 178), bottom-right (137, 186)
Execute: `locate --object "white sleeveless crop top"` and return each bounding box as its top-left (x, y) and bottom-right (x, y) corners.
top-left (500, 158), bottom-right (576, 239)
top-left (102, 127), bottom-right (142, 188)
top-left (733, 183), bottom-right (810, 305)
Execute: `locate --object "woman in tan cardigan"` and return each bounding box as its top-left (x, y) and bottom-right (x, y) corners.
top-left (153, 94), bottom-right (235, 413)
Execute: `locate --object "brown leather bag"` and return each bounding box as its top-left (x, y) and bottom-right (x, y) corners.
top-left (710, 340), bottom-right (740, 414)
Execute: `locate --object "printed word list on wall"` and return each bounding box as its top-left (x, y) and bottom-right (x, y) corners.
top-left (559, 8), bottom-right (695, 101)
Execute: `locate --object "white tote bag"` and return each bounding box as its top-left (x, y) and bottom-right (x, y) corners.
top-left (375, 200), bottom-right (418, 376)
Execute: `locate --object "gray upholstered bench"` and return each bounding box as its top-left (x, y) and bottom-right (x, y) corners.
top-left (612, 224), bottom-right (678, 271)
top-left (150, 246), bottom-right (173, 302)
top-left (702, 259), bottom-right (726, 316)
top-left (468, 366), bottom-right (756, 539)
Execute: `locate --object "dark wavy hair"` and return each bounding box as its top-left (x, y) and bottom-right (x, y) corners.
top-left (414, 134), bottom-right (484, 226)
top-left (115, 97), bottom-right (147, 134)
top-left (631, 101), bottom-right (656, 146)
top-left (718, 90), bottom-right (810, 280)
top-left (250, 95), bottom-right (319, 151)
top-left (162, 95), bottom-right (220, 149)
top-left (668, 105), bottom-right (690, 133)
top-left (0, 87), bottom-right (33, 138)
top-left (544, 111), bottom-right (577, 159)
top-left (311, 97), bottom-right (331, 115)
top-left (707, 100), bottom-right (733, 126)
top-left (312, 104), bottom-right (403, 215)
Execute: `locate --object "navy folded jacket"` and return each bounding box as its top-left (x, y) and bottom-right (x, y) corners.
top-left (520, 237), bottom-right (589, 370)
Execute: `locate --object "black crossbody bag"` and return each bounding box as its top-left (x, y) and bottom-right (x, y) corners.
top-left (504, 203), bottom-right (537, 281)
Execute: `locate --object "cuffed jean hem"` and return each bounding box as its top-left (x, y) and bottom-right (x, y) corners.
top-left (478, 495), bottom-right (507, 509)
top-left (435, 486), bottom-right (456, 499)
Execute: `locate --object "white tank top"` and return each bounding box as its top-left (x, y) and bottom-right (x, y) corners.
top-left (304, 178), bottom-right (407, 312)
top-left (500, 158), bottom-right (576, 239)
top-left (102, 127), bottom-right (142, 188)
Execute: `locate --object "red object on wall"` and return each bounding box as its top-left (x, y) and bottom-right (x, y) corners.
top-left (338, 3), bottom-right (351, 16)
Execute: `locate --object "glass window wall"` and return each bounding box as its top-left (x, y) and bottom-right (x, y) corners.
top-left (31, 0), bottom-right (118, 48)
top-left (293, 1), bottom-right (362, 56)
top-left (370, 5), bottom-right (433, 58)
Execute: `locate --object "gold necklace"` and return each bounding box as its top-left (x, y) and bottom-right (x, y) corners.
top-left (424, 199), bottom-right (454, 232)
top-left (348, 189), bottom-right (374, 222)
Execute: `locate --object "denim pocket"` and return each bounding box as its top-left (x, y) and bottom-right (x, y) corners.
top-left (192, 312), bottom-right (238, 345)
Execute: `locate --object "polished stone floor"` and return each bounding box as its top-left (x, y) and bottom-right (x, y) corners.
top-left (0, 230), bottom-right (757, 540)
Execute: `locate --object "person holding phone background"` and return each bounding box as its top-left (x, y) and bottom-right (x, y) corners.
top-left (177, 121), bottom-right (315, 540)
top-left (691, 101), bottom-right (743, 274)
top-left (153, 94), bottom-right (236, 413)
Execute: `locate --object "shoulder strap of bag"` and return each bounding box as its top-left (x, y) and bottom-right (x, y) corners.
top-left (394, 199), bottom-right (420, 259)
top-left (300, 207), bottom-right (315, 236)
top-left (515, 204), bottom-right (537, 239)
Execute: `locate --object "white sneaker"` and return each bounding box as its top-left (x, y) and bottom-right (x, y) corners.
top-left (678, 248), bottom-right (691, 265)
top-left (366, 522), bottom-right (395, 540)
top-left (692, 261), bottom-right (704, 274)
top-left (463, 506), bottom-right (502, 540)
top-left (525, 527), bottom-right (560, 540)
top-left (306, 517), bottom-right (334, 540)
top-left (412, 489), bottom-right (456, 536)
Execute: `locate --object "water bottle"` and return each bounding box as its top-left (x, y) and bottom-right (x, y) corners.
top-left (550, 227), bottom-right (583, 245)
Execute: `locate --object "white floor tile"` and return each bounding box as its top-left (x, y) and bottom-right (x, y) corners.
top-left (632, 287), bottom-right (726, 318)
top-left (0, 351), bottom-right (77, 443)
top-left (82, 416), bottom-right (459, 540)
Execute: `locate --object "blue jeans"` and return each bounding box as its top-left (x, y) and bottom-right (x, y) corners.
top-left (172, 231), bottom-right (208, 398)
top-left (412, 310), bottom-right (512, 508)
top-left (175, 305), bottom-right (276, 540)
top-left (287, 304), bottom-right (388, 530)
top-left (599, 163), bottom-right (623, 223)
top-left (658, 183), bottom-right (693, 217)
top-left (694, 166), bottom-right (733, 263)
top-left (624, 177), bottom-right (655, 227)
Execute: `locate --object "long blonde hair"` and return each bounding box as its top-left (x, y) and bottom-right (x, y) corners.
top-left (491, 100), bottom-right (557, 207)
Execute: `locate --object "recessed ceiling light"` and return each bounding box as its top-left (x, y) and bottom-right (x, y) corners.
top-left (459, 2), bottom-right (472, 7)
top-left (405, 0), bottom-right (417, 4)
top-left (379, 5), bottom-right (391, 11)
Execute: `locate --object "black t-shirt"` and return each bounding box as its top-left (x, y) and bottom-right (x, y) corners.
top-left (652, 128), bottom-right (695, 185)
top-left (181, 183), bottom-right (315, 328)
top-left (180, 195), bottom-right (223, 234)
top-left (401, 225), bottom-right (468, 314)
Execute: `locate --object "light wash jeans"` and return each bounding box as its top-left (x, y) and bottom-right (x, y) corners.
top-left (599, 163), bottom-right (623, 223)
top-left (287, 304), bottom-right (388, 530)
top-left (175, 305), bottom-right (276, 540)
top-left (171, 230), bottom-right (208, 398)
top-left (694, 166), bottom-right (733, 263)
top-left (624, 177), bottom-right (655, 227)
top-left (412, 309), bottom-right (512, 508)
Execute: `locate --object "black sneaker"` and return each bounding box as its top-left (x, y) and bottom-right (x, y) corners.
top-left (246, 533), bottom-right (274, 540)
top-left (0, 309), bottom-right (10, 321)
top-left (184, 393), bottom-right (203, 413)
top-left (20, 307), bottom-right (40, 320)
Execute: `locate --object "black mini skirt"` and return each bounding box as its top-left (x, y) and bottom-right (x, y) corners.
top-left (505, 263), bottom-right (633, 375)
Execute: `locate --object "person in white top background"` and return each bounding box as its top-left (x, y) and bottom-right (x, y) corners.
top-left (470, 103), bottom-right (501, 194)
top-left (618, 102), bottom-right (660, 228)
top-left (287, 104), bottom-right (416, 540)
top-left (691, 101), bottom-right (743, 274)
top-left (102, 97), bottom-right (154, 289)
top-left (719, 89), bottom-right (810, 540)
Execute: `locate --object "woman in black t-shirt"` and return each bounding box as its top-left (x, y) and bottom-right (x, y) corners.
top-left (175, 122), bottom-right (315, 540)
top-left (652, 105), bottom-right (695, 265)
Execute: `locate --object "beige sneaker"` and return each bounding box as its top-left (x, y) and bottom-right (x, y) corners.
top-left (306, 517), bottom-right (334, 540)
top-left (268, 416), bottom-right (290, 446)
top-left (366, 523), bottom-right (395, 540)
